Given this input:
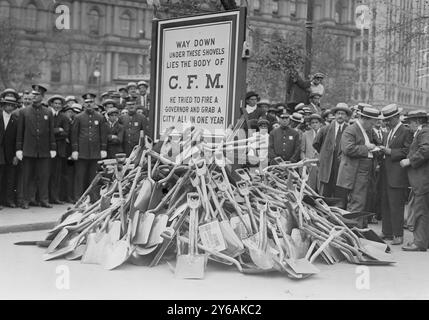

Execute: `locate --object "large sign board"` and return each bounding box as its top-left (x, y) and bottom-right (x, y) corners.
top-left (150, 9), bottom-right (247, 140)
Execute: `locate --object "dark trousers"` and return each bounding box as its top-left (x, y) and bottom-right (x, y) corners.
top-left (320, 157), bottom-right (348, 209)
top-left (62, 159), bottom-right (75, 202)
top-left (346, 159), bottom-right (373, 227)
top-left (22, 157), bottom-right (50, 205)
top-left (0, 164), bottom-right (16, 205)
top-left (15, 161), bottom-right (25, 205)
top-left (412, 193), bottom-right (429, 249)
top-left (49, 157), bottom-right (67, 202)
top-left (74, 159), bottom-right (98, 201)
top-left (381, 183), bottom-right (408, 237)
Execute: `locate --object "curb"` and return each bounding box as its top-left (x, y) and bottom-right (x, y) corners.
top-left (0, 221), bottom-right (56, 234)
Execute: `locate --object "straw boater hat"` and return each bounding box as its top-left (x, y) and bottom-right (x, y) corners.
top-left (357, 106), bottom-right (381, 119)
top-left (380, 104), bottom-right (403, 120)
top-left (331, 103), bottom-right (352, 116)
top-left (65, 95), bottom-right (78, 103)
top-left (313, 72), bottom-right (325, 79)
top-left (126, 82), bottom-right (137, 89)
top-left (0, 96), bottom-right (19, 106)
top-left (137, 81), bottom-right (148, 88)
top-left (47, 95), bottom-right (65, 105)
top-left (404, 110), bottom-right (429, 121)
top-left (290, 112), bottom-right (304, 124)
top-left (1, 88), bottom-right (20, 100)
top-left (308, 113), bottom-right (323, 122)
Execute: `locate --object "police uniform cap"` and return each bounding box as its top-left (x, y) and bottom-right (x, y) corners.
top-left (31, 84), bottom-right (47, 95)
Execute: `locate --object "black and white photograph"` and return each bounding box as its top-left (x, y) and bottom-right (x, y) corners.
top-left (1, 0), bottom-right (429, 307)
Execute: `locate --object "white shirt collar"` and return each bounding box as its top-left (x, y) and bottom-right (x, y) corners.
top-left (246, 104), bottom-right (257, 114)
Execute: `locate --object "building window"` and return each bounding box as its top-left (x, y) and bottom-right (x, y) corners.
top-left (120, 12), bottom-right (131, 37)
top-left (119, 60), bottom-right (129, 75)
top-left (290, 0), bottom-right (297, 18)
top-left (0, 0), bottom-right (10, 20)
top-left (25, 3), bottom-right (37, 30)
top-left (51, 58), bottom-right (61, 83)
top-left (272, 0), bottom-right (278, 15)
top-left (88, 9), bottom-right (100, 35)
top-left (335, 0), bottom-right (348, 24)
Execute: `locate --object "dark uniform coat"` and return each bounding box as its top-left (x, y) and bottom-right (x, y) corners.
top-left (0, 111), bottom-right (18, 165)
top-left (407, 125), bottom-right (429, 196)
top-left (268, 126), bottom-right (301, 163)
top-left (71, 110), bottom-right (107, 160)
top-left (106, 121), bottom-right (124, 159)
top-left (119, 113), bottom-right (150, 156)
top-left (53, 112), bottom-right (70, 158)
top-left (16, 104), bottom-right (56, 158)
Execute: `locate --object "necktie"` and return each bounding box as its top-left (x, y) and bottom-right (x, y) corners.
top-left (386, 130), bottom-right (393, 147)
top-left (335, 124), bottom-right (343, 152)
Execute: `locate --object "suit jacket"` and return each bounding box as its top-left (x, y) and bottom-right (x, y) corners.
top-left (286, 73), bottom-right (310, 105)
top-left (301, 129), bottom-right (318, 160)
top-left (268, 126), bottom-right (301, 163)
top-left (407, 125), bottom-right (429, 195)
top-left (380, 124), bottom-right (412, 188)
top-left (53, 112), bottom-right (70, 158)
top-left (0, 112), bottom-right (18, 165)
top-left (119, 113), bottom-right (150, 156)
top-left (337, 122), bottom-right (377, 190)
top-left (106, 121), bottom-right (124, 158)
top-left (16, 104), bottom-right (56, 158)
top-left (71, 110), bottom-right (108, 160)
top-left (313, 121), bottom-right (348, 184)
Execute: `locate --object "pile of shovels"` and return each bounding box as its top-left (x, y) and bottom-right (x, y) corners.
top-left (16, 129), bottom-right (395, 279)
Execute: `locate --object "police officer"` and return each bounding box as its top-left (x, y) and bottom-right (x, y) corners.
top-left (71, 93), bottom-right (108, 201)
top-left (119, 100), bottom-right (150, 156)
top-left (268, 110), bottom-right (301, 164)
top-left (16, 85), bottom-right (56, 209)
top-left (48, 95), bottom-right (70, 204)
top-left (106, 107), bottom-right (124, 159)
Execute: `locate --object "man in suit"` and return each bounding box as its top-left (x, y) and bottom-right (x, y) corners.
top-left (106, 108), bottom-right (124, 159)
top-left (0, 96), bottom-right (19, 208)
top-left (399, 110), bottom-right (429, 251)
top-left (137, 81), bottom-right (150, 117)
top-left (71, 93), bottom-right (108, 201)
top-left (377, 104), bottom-right (413, 245)
top-left (301, 113), bottom-right (322, 192)
top-left (48, 95), bottom-right (70, 205)
top-left (268, 110), bottom-right (301, 163)
top-left (337, 106), bottom-right (381, 227)
top-left (16, 85), bottom-right (56, 209)
top-left (119, 100), bottom-right (150, 157)
top-left (313, 103), bottom-right (352, 207)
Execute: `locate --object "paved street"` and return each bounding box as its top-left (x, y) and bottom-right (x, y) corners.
top-left (1, 225), bottom-right (429, 300)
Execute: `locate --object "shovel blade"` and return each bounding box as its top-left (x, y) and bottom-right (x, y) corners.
top-left (65, 244), bottom-right (87, 260)
top-left (101, 239), bottom-right (130, 270)
top-left (46, 228), bottom-right (69, 253)
top-left (147, 214), bottom-right (169, 247)
top-left (175, 255), bottom-right (205, 279)
top-left (133, 212), bottom-right (155, 245)
top-left (286, 258), bottom-right (320, 275)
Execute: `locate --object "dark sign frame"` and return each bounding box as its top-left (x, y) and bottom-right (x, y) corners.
top-left (149, 8), bottom-right (247, 140)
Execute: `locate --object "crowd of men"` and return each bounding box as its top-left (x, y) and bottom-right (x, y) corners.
top-left (0, 81), bottom-right (151, 210)
top-left (242, 72), bottom-right (429, 252)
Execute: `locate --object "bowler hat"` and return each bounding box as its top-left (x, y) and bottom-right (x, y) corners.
top-left (118, 87), bottom-right (128, 93)
top-left (257, 118), bottom-right (270, 127)
top-left (357, 106), bottom-right (381, 119)
top-left (380, 104), bottom-right (403, 119)
top-left (246, 91), bottom-right (260, 101)
top-left (308, 113), bottom-right (322, 122)
top-left (331, 103), bottom-right (352, 116)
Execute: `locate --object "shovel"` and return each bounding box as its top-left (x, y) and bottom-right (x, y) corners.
top-left (81, 215), bottom-right (111, 264)
top-left (175, 193), bottom-right (205, 279)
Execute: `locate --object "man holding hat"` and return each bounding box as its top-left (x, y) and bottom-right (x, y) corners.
top-left (337, 105), bottom-right (381, 226)
top-left (47, 95), bottom-right (70, 205)
top-left (16, 85), bottom-right (56, 209)
top-left (376, 104), bottom-right (413, 245)
top-left (313, 103), bottom-right (351, 207)
top-left (0, 96), bottom-right (19, 208)
top-left (268, 110), bottom-right (301, 164)
top-left (119, 99), bottom-right (150, 156)
top-left (106, 108), bottom-right (124, 159)
top-left (137, 81), bottom-right (150, 116)
top-left (71, 93), bottom-right (108, 201)
top-left (399, 110), bottom-right (429, 251)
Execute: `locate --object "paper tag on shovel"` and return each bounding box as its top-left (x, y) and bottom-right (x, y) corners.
top-left (198, 221), bottom-right (226, 252)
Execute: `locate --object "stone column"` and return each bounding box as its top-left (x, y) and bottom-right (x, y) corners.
top-left (106, 5), bottom-right (113, 34)
top-left (105, 52), bottom-right (112, 83)
top-left (144, 8), bottom-right (152, 38)
top-left (72, 0), bottom-right (80, 30)
top-left (296, 0), bottom-right (307, 20)
top-left (113, 52), bottom-right (119, 79)
top-left (80, 1), bottom-right (87, 31)
top-left (278, 0), bottom-right (291, 21)
top-left (113, 5), bottom-right (119, 35)
top-left (138, 55), bottom-right (144, 74)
